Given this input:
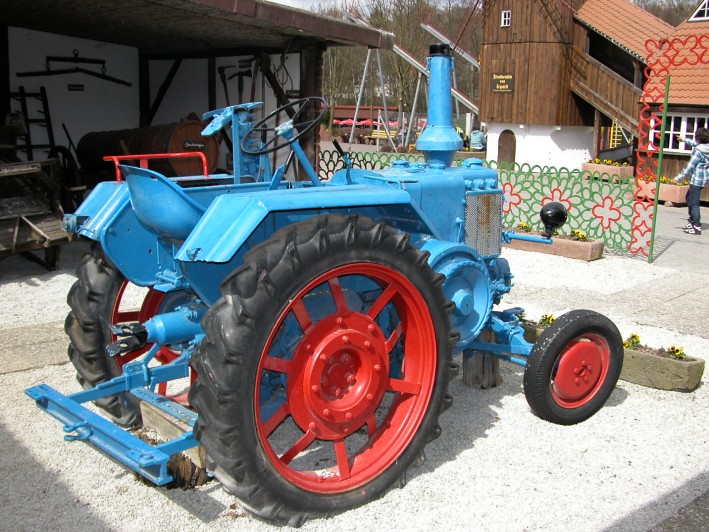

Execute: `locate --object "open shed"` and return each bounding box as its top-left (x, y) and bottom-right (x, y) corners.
top-left (0, 0), bottom-right (393, 267)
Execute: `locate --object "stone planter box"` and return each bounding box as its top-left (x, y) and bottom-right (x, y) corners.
top-left (521, 324), bottom-right (704, 392)
top-left (639, 183), bottom-right (709, 206)
top-left (582, 162), bottom-right (634, 179)
top-left (621, 349), bottom-right (704, 392)
top-left (503, 237), bottom-right (604, 261)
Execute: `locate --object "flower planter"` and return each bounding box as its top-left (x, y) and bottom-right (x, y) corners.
top-left (582, 162), bottom-right (634, 180)
top-left (503, 237), bottom-right (604, 261)
top-left (521, 324), bottom-right (704, 392)
top-left (620, 349), bottom-right (704, 392)
top-left (638, 183), bottom-right (709, 206)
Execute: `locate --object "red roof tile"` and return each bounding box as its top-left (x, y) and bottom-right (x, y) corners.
top-left (575, 0), bottom-right (674, 60)
top-left (665, 19), bottom-right (709, 105)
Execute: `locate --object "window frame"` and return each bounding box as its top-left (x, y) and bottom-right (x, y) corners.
top-left (689, 0), bottom-right (709, 21)
top-left (650, 113), bottom-right (709, 154)
top-left (501, 10), bottom-right (511, 28)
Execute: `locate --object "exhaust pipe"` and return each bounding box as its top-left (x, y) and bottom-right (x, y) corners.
top-left (415, 44), bottom-right (463, 169)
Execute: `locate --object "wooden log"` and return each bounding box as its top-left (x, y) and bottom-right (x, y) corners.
top-left (463, 329), bottom-right (502, 389)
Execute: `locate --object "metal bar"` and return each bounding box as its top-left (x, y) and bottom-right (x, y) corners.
top-left (405, 73), bottom-right (422, 147)
top-left (420, 23), bottom-right (480, 69)
top-left (350, 49), bottom-right (372, 147)
top-left (25, 384), bottom-right (182, 485)
top-left (103, 152), bottom-right (209, 181)
top-left (147, 59), bottom-right (182, 125)
top-left (467, 341), bottom-right (532, 357)
top-left (649, 76), bottom-right (671, 263)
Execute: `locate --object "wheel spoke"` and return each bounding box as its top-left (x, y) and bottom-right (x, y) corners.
top-left (367, 284), bottom-right (396, 319)
top-left (333, 439), bottom-right (351, 480)
top-left (385, 323), bottom-right (403, 353)
top-left (366, 414), bottom-right (377, 438)
top-left (280, 429), bottom-right (317, 465)
top-left (328, 278), bottom-right (349, 314)
top-left (115, 310), bottom-right (140, 322)
top-left (291, 299), bottom-right (313, 332)
top-left (262, 355), bottom-right (292, 374)
top-left (262, 402), bottom-right (290, 437)
top-left (387, 377), bottom-right (421, 396)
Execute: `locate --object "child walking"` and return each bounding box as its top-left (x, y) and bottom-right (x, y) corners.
top-left (675, 127), bottom-right (709, 235)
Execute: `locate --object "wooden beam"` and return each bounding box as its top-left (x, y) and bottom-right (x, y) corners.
top-left (146, 59), bottom-right (182, 126)
top-left (139, 56), bottom-right (150, 127)
top-left (0, 24), bottom-right (8, 121)
top-left (207, 56), bottom-right (216, 111)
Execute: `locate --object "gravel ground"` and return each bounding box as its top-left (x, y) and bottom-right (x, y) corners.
top-left (1, 241), bottom-right (707, 531)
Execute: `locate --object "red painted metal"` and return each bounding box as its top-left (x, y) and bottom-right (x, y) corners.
top-left (550, 333), bottom-right (610, 408)
top-left (111, 282), bottom-right (192, 399)
top-left (255, 263), bottom-right (438, 492)
top-left (103, 152), bottom-right (209, 182)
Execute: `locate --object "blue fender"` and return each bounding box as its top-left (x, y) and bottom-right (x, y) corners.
top-left (64, 181), bottom-right (163, 286)
top-left (175, 184), bottom-right (417, 263)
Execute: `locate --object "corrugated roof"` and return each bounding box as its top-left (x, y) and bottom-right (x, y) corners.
top-left (665, 19), bottom-right (709, 105)
top-left (575, 0), bottom-right (674, 61)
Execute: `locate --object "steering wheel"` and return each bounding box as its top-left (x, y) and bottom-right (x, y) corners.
top-left (241, 97), bottom-right (327, 156)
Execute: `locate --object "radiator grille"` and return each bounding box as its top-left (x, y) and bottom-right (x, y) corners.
top-left (464, 192), bottom-right (502, 257)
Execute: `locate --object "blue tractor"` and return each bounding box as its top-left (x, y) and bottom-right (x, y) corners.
top-left (26, 44), bottom-right (623, 526)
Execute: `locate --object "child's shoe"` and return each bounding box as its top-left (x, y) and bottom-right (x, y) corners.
top-left (683, 222), bottom-right (694, 229)
top-left (684, 225), bottom-right (702, 235)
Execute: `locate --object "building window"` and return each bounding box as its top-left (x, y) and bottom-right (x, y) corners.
top-left (690, 0), bottom-right (709, 21)
top-left (501, 10), bottom-right (511, 27)
top-left (650, 113), bottom-right (709, 153)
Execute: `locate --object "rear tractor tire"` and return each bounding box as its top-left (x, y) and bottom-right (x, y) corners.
top-left (65, 243), bottom-right (190, 427)
top-left (189, 214), bottom-right (457, 525)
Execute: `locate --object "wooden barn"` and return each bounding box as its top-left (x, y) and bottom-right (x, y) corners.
top-left (478, 0), bottom-right (707, 171)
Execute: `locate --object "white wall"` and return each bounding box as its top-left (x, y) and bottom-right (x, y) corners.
top-left (8, 26), bottom-right (302, 170)
top-left (9, 27), bottom-right (139, 155)
top-left (484, 123), bottom-right (595, 170)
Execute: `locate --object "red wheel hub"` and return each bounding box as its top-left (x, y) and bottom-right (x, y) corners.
top-left (551, 333), bottom-right (610, 408)
top-left (287, 313), bottom-right (389, 440)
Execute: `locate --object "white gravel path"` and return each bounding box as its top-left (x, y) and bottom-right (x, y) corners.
top-left (1, 243), bottom-right (707, 531)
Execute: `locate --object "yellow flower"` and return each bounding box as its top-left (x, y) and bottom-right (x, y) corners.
top-left (540, 314), bottom-right (556, 326)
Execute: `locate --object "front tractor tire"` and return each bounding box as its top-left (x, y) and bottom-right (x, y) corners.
top-left (189, 215), bottom-right (456, 525)
top-left (523, 310), bottom-right (623, 425)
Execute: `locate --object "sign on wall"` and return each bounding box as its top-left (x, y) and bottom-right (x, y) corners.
top-left (491, 73), bottom-right (514, 93)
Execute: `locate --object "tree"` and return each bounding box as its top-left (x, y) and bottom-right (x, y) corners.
top-left (632, 0), bottom-right (697, 26)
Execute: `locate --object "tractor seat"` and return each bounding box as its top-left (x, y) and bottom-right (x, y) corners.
top-left (121, 165), bottom-right (206, 240)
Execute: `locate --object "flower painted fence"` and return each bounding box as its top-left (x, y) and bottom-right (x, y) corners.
top-left (318, 151), bottom-right (636, 253)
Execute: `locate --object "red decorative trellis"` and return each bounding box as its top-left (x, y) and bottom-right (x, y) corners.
top-left (633, 34), bottom-right (709, 257)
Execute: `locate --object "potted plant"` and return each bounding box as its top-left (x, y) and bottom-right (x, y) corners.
top-left (582, 158), bottom-right (634, 180)
top-left (620, 333), bottom-right (704, 392)
top-left (503, 222), bottom-right (605, 261)
top-left (523, 320), bottom-right (704, 392)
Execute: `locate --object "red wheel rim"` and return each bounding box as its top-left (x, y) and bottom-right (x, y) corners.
top-left (550, 332), bottom-right (610, 408)
top-left (255, 263), bottom-right (438, 493)
top-left (111, 282), bottom-right (193, 398)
